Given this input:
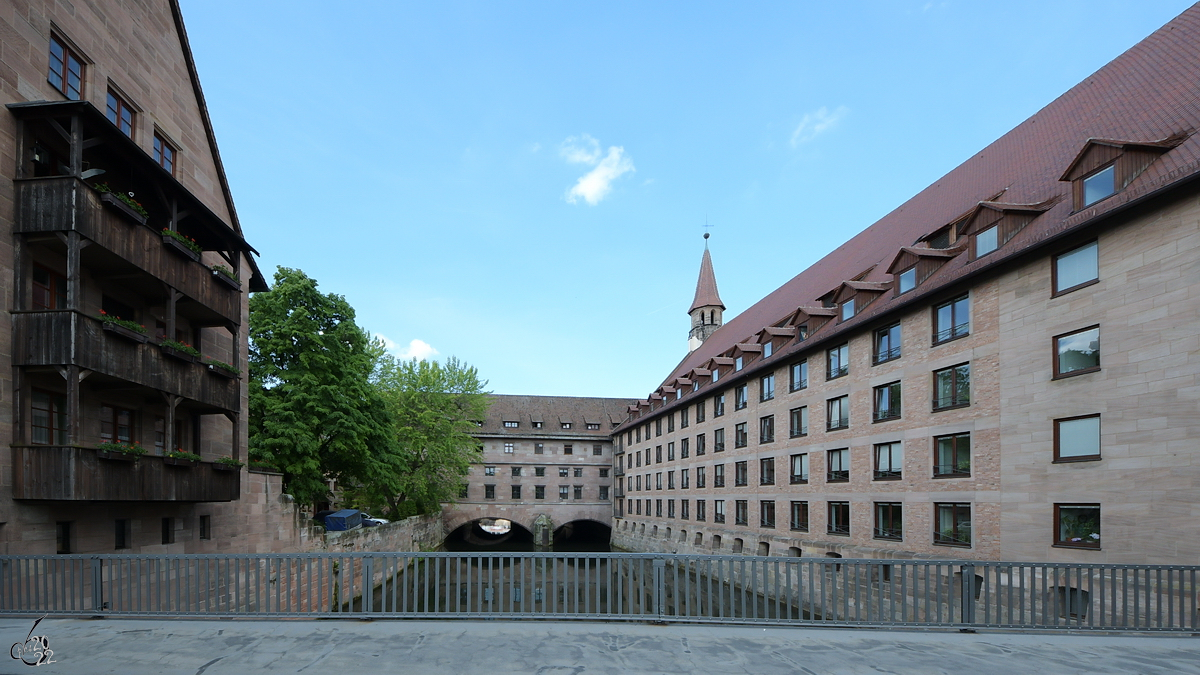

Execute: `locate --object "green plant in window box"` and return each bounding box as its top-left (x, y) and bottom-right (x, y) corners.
top-left (214, 456), bottom-right (244, 471)
top-left (161, 228), bottom-right (202, 255)
top-left (248, 459), bottom-right (280, 473)
top-left (159, 339), bottom-right (200, 358)
top-left (98, 310), bottom-right (147, 334)
top-left (211, 264), bottom-right (240, 282)
top-left (96, 441), bottom-right (147, 457)
top-left (165, 449), bottom-right (202, 462)
top-left (206, 359), bottom-right (239, 376)
top-left (91, 182), bottom-right (149, 217)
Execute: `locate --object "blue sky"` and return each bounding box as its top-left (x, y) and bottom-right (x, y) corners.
top-left (180, 1), bottom-right (1193, 399)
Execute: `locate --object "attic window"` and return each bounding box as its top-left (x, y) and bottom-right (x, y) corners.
top-left (1082, 164), bottom-right (1116, 206)
top-left (586, 423), bottom-right (601, 430)
top-left (561, 423), bottom-right (572, 429)
top-left (797, 324), bottom-right (809, 341)
top-left (897, 268), bottom-right (916, 294)
top-left (734, 356), bottom-right (744, 371)
top-left (975, 226), bottom-right (999, 257)
top-left (675, 389), bottom-right (682, 400)
top-left (712, 368), bottom-right (720, 383)
top-left (928, 231), bottom-right (952, 249)
top-left (762, 342), bottom-right (773, 358)
top-left (504, 421), bottom-right (519, 428)
top-left (840, 299), bottom-right (855, 321)
top-left (532, 421), bottom-right (543, 429)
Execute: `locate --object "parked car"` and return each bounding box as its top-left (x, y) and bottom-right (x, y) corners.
top-left (361, 512), bottom-right (389, 527)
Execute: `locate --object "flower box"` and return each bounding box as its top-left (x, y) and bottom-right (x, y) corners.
top-left (99, 192), bottom-right (148, 226)
top-left (163, 456), bottom-right (198, 468)
top-left (162, 233), bottom-right (201, 262)
top-left (212, 462), bottom-right (240, 472)
top-left (212, 269), bottom-right (242, 291)
top-left (207, 363), bottom-right (239, 379)
top-left (160, 344), bottom-right (198, 363)
top-left (97, 450), bottom-right (137, 462)
top-left (103, 321), bottom-right (148, 343)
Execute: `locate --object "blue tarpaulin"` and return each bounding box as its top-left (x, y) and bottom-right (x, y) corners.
top-left (323, 509), bottom-right (362, 531)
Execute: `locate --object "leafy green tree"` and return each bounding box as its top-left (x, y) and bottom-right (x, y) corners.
top-left (248, 267), bottom-right (393, 505)
top-left (349, 356), bottom-right (490, 519)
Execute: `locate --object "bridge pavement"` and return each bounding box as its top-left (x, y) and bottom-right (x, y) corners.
top-left (1, 617), bottom-right (1197, 674)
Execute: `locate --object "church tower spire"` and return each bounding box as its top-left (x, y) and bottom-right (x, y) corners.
top-left (688, 233), bottom-right (725, 353)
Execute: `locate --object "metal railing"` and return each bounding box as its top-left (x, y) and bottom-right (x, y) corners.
top-left (0, 553), bottom-right (1196, 631)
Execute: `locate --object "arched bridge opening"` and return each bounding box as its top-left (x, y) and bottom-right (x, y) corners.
top-left (553, 519), bottom-right (612, 552)
top-left (443, 518), bottom-right (535, 552)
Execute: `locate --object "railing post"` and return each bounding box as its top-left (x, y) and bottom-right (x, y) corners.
top-left (364, 557), bottom-right (373, 614)
top-left (959, 564), bottom-right (976, 626)
top-left (90, 557), bottom-right (104, 612)
top-left (653, 557), bottom-right (666, 621)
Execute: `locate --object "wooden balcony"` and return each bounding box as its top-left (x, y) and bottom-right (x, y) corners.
top-left (12, 446), bottom-right (240, 502)
top-left (13, 311), bottom-right (239, 412)
top-left (14, 176), bottom-right (241, 325)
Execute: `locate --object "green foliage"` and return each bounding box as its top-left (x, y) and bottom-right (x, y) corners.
top-left (215, 456), bottom-right (245, 468)
top-left (248, 267), bottom-right (394, 506)
top-left (211, 264), bottom-right (240, 282)
top-left (160, 339), bottom-right (200, 358)
top-left (206, 359), bottom-right (240, 375)
top-left (345, 356), bottom-right (490, 519)
top-left (99, 312), bottom-right (146, 333)
top-left (161, 228), bottom-right (202, 254)
top-left (166, 449), bottom-right (201, 462)
top-left (92, 182), bottom-right (149, 217)
top-left (96, 441), bottom-right (147, 456)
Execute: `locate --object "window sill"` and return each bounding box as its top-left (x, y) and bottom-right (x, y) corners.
top-left (827, 531), bottom-right (850, 537)
top-left (872, 355), bottom-right (901, 367)
top-left (1052, 367), bottom-right (1101, 381)
top-left (1052, 544), bottom-right (1102, 551)
top-left (790, 527), bottom-right (809, 533)
top-left (826, 478), bottom-right (849, 484)
top-left (789, 478), bottom-right (809, 485)
top-left (759, 482), bottom-right (775, 487)
top-left (933, 541), bottom-right (972, 548)
top-left (873, 475), bottom-right (902, 481)
top-left (932, 402), bottom-right (970, 413)
top-left (932, 472), bottom-right (971, 479)
top-left (872, 415), bottom-right (901, 424)
top-left (1052, 455), bottom-right (1102, 464)
top-left (1051, 278), bottom-right (1099, 298)
top-left (931, 332), bottom-right (969, 347)
top-left (873, 535), bottom-right (903, 542)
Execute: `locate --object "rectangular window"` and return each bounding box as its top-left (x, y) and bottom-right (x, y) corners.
top-left (599, 485), bottom-right (609, 500)
top-left (734, 356), bottom-right (744, 371)
top-left (680, 438), bottom-right (689, 458)
top-left (1053, 240), bottom-right (1098, 295)
top-left (696, 433), bottom-right (706, 456)
top-left (572, 467), bottom-right (582, 478)
top-left (695, 401), bottom-right (705, 423)
top-left (667, 471), bottom-right (675, 490)
top-left (680, 408), bottom-right (689, 429)
top-left (696, 499), bottom-right (706, 522)
top-left (115, 519), bottom-right (131, 549)
top-left (587, 423), bottom-right (601, 430)
top-left (635, 500), bottom-right (641, 515)
top-left (934, 433), bottom-right (971, 477)
top-left (512, 485), bottom-right (522, 500)
top-left (563, 444), bottom-right (573, 455)
top-left (655, 499), bottom-right (663, 516)
top-left (656, 419), bottom-right (662, 436)
top-left (667, 442), bottom-right (675, 461)
top-left (534, 422), bottom-right (544, 429)
top-left (599, 468), bottom-right (609, 478)
top-left (655, 445), bottom-right (662, 463)
top-left (681, 468), bottom-right (689, 489)
top-left (162, 517), bottom-right (175, 545)
top-left (874, 323), bottom-right (901, 364)
top-left (734, 461), bottom-right (748, 486)
top-left (934, 503), bottom-right (972, 547)
top-left (712, 368), bottom-right (720, 383)
top-left (874, 503), bottom-right (903, 541)
top-left (714, 394), bottom-right (725, 417)
top-left (100, 405), bottom-right (135, 443)
top-left (511, 466), bottom-right (522, 477)
top-left (560, 486), bottom-right (569, 499)
top-left (1055, 415), bottom-right (1101, 462)
top-left (714, 428), bottom-right (725, 452)
top-left (485, 484), bottom-right (496, 499)
top-left (153, 133), bottom-right (176, 174)
top-left (1083, 164), bottom-right (1115, 206)
top-left (759, 457), bottom-right (775, 485)
top-left (759, 415), bottom-right (774, 443)
top-left (763, 341), bottom-right (774, 358)
top-left (827, 344), bottom-right (849, 380)
top-left (789, 406), bottom-right (808, 438)
top-left (667, 414), bottom-right (675, 433)
top-left (559, 467), bottom-right (569, 478)
top-left (680, 499), bottom-right (689, 520)
top-left (735, 500), bottom-right (748, 526)
top-left (933, 295), bottom-right (970, 344)
top-left (32, 265), bottom-right (67, 310)
top-left (760, 374), bottom-right (775, 401)
top-left (933, 363), bottom-right (971, 410)
top-left (535, 467), bottom-right (545, 477)
top-left (503, 421), bottom-right (519, 428)
top-left (796, 324), bottom-right (809, 341)
top-left (827, 448), bottom-right (849, 482)
top-left (789, 453), bottom-right (809, 484)
top-left (504, 442), bottom-right (515, 453)
top-left (734, 422), bottom-right (747, 448)
top-left (734, 385), bottom-right (748, 410)
top-left (790, 501), bottom-right (809, 532)
top-left (536, 485), bottom-right (546, 499)
top-left (1054, 326), bottom-right (1100, 378)
top-left (828, 502), bottom-right (850, 536)
top-left (714, 500), bottom-right (726, 524)
top-left (790, 360), bottom-right (808, 391)
top-left (574, 486), bottom-right (582, 500)
top-left (841, 298), bottom-right (856, 321)
top-left (826, 395), bottom-right (849, 431)
top-left (668, 499), bottom-right (676, 518)
top-left (534, 443), bottom-right (544, 454)
top-left (898, 267), bottom-right (917, 294)
top-left (974, 225), bottom-right (998, 257)
top-left (874, 442), bottom-right (903, 480)
top-left (484, 466), bottom-right (497, 476)
top-left (873, 381), bottom-right (902, 421)
top-left (695, 466), bottom-right (706, 488)
top-left (1055, 504), bottom-right (1101, 549)
top-left (593, 444), bottom-right (603, 456)
top-left (459, 483), bottom-right (469, 499)
top-left (562, 423), bottom-right (572, 429)
top-left (48, 36), bottom-right (83, 100)
top-left (760, 500), bottom-right (776, 529)
top-left (655, 472), bottom-right (662, 490)
top-left (31, 389), bottom-right (68, 445)
top-left (714, 463), bottom-right (726, 488)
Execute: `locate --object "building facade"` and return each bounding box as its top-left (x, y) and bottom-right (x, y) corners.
top-left (0, 0), bottom-right (311, 555)
top-left (443, 395), bottom-right (632, 546)
top-left (612, 7), bottom-right (1200, 565)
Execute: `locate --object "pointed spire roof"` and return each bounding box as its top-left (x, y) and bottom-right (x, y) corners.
top-left (689, 235), bottom-right (725, 313)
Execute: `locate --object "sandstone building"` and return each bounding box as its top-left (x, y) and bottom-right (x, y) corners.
top-left (612, 6), bottom-right (1200, 565)
top-left (0, 0), bottom-right (311, 554)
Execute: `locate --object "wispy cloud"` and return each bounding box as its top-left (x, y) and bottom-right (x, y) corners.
top-left (379, 335), bottom-right (440, 361)
top-left (559, 134), bottom-right (635, 205)
top-left (789, 106), bottom-right (849, 147)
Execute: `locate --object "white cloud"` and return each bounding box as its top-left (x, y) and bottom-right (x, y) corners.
top-left (378, 334), bottom-right (439, 361)
top-left (789, 106), bottom-right (849, 147)
top-left (559, 134), bottom-right (635, 206)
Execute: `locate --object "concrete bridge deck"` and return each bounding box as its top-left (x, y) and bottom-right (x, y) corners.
top-left (2, 617), bottom-right (1197, 675)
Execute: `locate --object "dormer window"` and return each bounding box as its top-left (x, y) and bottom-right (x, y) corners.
top-left (1082, 164), bottom-right (1115, 206)
top-left (762, 341), bottom-right (773, 358)
top-left (561, 423), bottom-right (572, 429)
top-left (797, 324), bottom-right (809, 341)
top-left (504, 421), bottom-right (519, 428)
top-left (928, 230), bottom-right (951, 249)
top-left (675, 389), bottom-right (682, 400)
top-left (897, 267), bottom-right (916, 294)
top-left (532, 421), bottom-right (543, 429)
top-left (712, 368), bottom-right (720, 383)
top-left (974, 225), bottom-right (998, 257)
top-left (734, 356), bottom-right (743, 371)
top-left (840, 299), bottom-right (855, 321)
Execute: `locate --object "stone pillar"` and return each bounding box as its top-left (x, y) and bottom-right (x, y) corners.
top-left (531, 514), bottom-right (554, 552)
